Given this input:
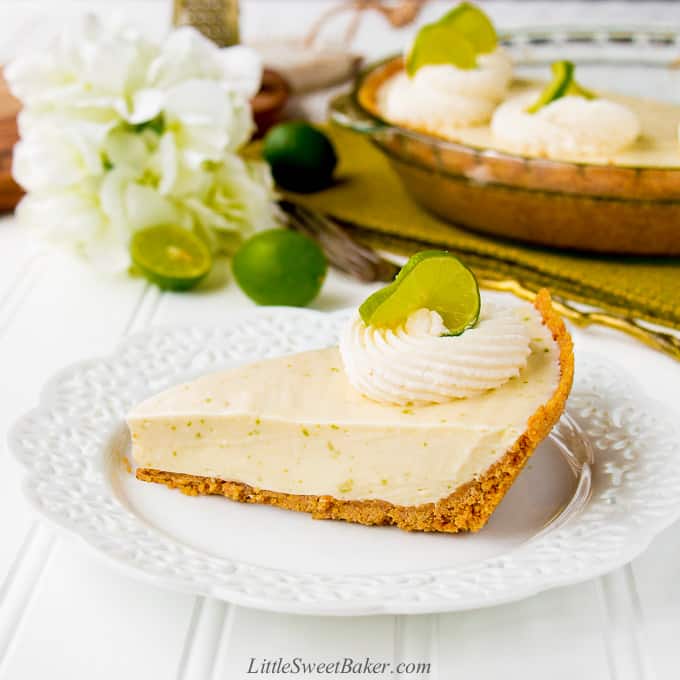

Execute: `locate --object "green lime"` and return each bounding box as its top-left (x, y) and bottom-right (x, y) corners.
top-left (566, 79), bottom-right (597, 100)
top-left (232, 228), bottom-right (327, 306)
top-left (130, 225), bottom-right (212, 291)
top-left (406, 2), bottom-right (497, 76)
top-left (527, 60), bottom-right (596, 113)
top-left (262, 122), bottom-right (338, 193)
top-left (526, 61), bottom-right (574, 113)
top-left (359, 251), bottom-right (480, 335)
top-left (440, 2), bottom-right (497, 52)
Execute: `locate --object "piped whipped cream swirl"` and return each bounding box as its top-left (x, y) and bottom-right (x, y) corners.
top-left (378, 48), bottom-right (513, 130)
top-left (491, 93), bottom-right (640, 158)
top-left (339, 302), bottom-right (533, 406)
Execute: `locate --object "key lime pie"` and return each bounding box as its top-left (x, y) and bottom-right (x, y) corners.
top-left (375, 3), bottom-right (649, 163)
top-left (129, 252), bottom-right (574, 533)
top-left (340, 2), bottom-right (680, 253)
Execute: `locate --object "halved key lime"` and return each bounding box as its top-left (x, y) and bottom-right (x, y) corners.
top-left (406, 2), bottom-right (497, 76)
top-left (130, 225), bottom-right (212, 291)
top-left (359, 251), bottom-right (480, 335)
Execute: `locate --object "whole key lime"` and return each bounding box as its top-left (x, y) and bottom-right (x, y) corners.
top-left (232, 229), bottom-right (327, 306)
top-left (262, 121), bottom-right (338, 193)
top-left (130, 225), bottom-right (212, 291)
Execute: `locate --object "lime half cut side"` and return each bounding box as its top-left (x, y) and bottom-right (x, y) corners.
top-left (130, 225), bottom-right (212, 291)
top-left (359, 251), bottom-right (480, 335)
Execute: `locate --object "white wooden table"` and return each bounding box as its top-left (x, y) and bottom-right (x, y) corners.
top-left (0, 2), bottom-right (679, 679)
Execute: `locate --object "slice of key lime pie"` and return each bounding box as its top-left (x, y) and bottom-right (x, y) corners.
top-left (129, 252), bottom-right (573, 533)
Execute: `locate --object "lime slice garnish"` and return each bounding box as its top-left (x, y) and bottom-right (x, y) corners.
top-left (439, 2), bottom-right (497, 53)
top-left (527, 60), bottom-right (597, 113)
top-left (526, 61), bottom-right (574, 113)
top-left (406, 2), bottom-right (497, 76)
top-left (566, 79), bottom-right (597, 100)
top-left (130, 225), bottom-right (212, 291)
top-left (359, 251), bottom-right (480, 335)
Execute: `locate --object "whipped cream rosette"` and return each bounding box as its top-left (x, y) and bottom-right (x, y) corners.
top-left (492, 60), bottom-right (640, 158)
top-left (378, 2), bottom-right (512, 130)
top-left (340, 303), bottom-right (533, 405)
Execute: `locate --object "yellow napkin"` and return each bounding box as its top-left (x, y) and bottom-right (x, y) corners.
top-left (289, 125), bottom-right (680, 330)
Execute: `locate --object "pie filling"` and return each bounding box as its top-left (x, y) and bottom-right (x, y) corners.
top-left (377, 74), bottom-right (680, 167)
top-left (128, 305), bottom-right (559, 506)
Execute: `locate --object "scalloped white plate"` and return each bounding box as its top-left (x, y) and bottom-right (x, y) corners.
top-left (8, 309), bottom-right (680, 615)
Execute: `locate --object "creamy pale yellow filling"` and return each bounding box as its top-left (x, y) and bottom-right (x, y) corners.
top-left (128, 309), bottom-right (559, 505)
top-left (378, 76), bottom-right (680, 167)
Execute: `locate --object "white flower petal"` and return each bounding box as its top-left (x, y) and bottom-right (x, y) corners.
top-left (103, 129), bottom-right (150, 170)
top-left (123, 88), bottom-right (165, 124)
top-left (15, 184), bottom-right (129, 271)
top-left (157, 132), bottom-right (178, 195)
top-left (12, 120), bottom-right (111, 191)
top-left (99, 168), bottom-right (130, 229)
top-left (149, 27), bottom-right (223, 88)
top-left (164, 79), bottom-right (255, 156)
top-left (219, 45), bottom-right (263, 98)
top-left (124, 182), bottom-right (184, 230)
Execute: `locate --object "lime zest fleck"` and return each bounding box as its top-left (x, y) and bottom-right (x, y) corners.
top-left (338, 479), bottom-right (354, 494)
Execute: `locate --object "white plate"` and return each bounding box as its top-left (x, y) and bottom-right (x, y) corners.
top-left (9, 309), bottom-right (680, 615)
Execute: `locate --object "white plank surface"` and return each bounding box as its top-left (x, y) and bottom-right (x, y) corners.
top-left (0, 2), bottom-right (678, 679)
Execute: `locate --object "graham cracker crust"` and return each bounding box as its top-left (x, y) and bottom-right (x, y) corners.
top-left (137, 289), bottom-right (574, 533)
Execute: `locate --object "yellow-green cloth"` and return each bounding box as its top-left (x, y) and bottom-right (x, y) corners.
top-left (288, 125), bottom-right (680, 330)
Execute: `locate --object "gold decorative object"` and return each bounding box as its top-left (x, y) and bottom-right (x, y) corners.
top-left (279, 199), bottom-right (680, 363)
top-left (482, 278), bottom-right (680, 362)
top-left (173, 0), bottom-right (239, 46)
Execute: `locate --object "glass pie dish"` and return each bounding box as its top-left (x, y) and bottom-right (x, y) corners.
top-left (329, 27), bottom-right (680, 255)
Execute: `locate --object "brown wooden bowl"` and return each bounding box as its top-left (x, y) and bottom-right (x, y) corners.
top-left (251, 68), bottom-right (290, 137)
top-left (0, 69), bottom-right (22, 212)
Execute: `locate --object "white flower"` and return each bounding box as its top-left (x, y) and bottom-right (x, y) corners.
top-left (149, 29), bottom-right (262, 98)
top-left (164, 79), bottom-right (255, 163)
top-left (13, 117), bottom-right (112, 191)
top-left (6, 16), bottom-right (158, 124)
top-left (8, 15), bottom-right (278, 271)
top-left (184, 155), bottom-right (279, 252)
top-left (16, 181), bottom-right (129, 271)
